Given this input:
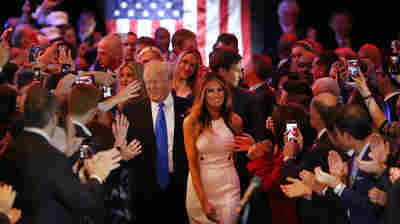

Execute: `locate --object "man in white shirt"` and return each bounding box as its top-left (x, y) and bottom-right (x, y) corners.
top-left (122, 60), bottom-right (190, 223)
top-left (0, 84), bottom-right (121, 224)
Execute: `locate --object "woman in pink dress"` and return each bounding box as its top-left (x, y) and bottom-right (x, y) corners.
top-left (184, 73), bottom-right (242, 224)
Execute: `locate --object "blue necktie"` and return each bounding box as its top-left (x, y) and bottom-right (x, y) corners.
top-left (384, 102), bottom-right (392, 122)
top-left (155, 103), bottom-right (169, 189)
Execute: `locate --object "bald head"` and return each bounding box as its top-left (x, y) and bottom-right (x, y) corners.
top-left (97, 34), bottom-right (123, 70)
top-left (310, 93), bottom-right (338, 129)
top-left (359, 44), bottom-right (381, 70)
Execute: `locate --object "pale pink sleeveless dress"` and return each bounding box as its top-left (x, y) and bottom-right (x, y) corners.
top-left (186, 118), bottom-right (241, 224)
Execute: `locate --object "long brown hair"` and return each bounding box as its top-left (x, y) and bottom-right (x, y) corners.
top-left (188, 72), bottom-right (237, 139)
top-left (174, 49), bottom-right (202, 90)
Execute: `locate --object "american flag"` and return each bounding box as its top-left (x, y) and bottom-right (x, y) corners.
top-left (104, 0), bottom-right (252, 65)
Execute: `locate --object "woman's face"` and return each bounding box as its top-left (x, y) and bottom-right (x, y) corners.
top-left (178, 53), bottom-right (198, 80)
top-left (205, 79), bottom-right (225, 110)
top-left (120, 67), bottom-right (136, 89)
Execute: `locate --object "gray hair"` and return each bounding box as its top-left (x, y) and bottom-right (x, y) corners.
top-left (144, 60), bottom-right (173, 81)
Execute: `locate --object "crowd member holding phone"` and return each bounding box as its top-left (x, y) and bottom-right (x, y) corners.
top-left (0, 84), bottom-right (122, 224)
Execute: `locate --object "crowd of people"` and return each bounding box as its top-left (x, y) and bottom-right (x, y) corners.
top-left (1, 0), bottom-right (400, 224)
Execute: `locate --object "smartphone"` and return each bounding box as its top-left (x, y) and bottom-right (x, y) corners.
top-left (29, 46), bottom-right (41, 63)
top-left (390, 55), bottom-right (400, 75)
top-left (347, 59), bottom-right (359, 83)
top-left (74, 75), bottom-right (94, 85)
top-left (103, 86), bottom-right (114, 98)
top-left (79, 144), bottom-right (94, 159)
top-left (286, 122), bottom-right (298, 142)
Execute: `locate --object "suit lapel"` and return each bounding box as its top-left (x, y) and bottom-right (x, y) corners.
top-left (142, 99), bottom-right (158, 166)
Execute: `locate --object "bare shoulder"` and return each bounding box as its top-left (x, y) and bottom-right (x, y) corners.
top-left (231, 113), bottom-right (243, 133)
top-left (183, 114), bottom-right (196, 130)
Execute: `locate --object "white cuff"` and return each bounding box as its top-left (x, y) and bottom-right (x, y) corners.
top-left (322, 187), bottom-right (328, 196)
top-left (334, 183), bottom-right (346, 196)
top-left (90, 175), bottom-right (104, 184)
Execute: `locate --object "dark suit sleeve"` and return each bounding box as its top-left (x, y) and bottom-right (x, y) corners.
top-left (0, 213), bottom-right (10, 224)
top-left (387, 179), bottom-right (400, 224)
top-left (48, 152), bottom-right (105, 216)
top-left (340, 183), bottom-right (379, 213)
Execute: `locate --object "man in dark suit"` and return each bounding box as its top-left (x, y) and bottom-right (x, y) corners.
top-left (322, 104), bottom-right (384, 224)
top-left (243, 54), bottom-right (276, 141)
top-left (122, 60), bottom-right (190, 223)
top-left (209, 48), bottom-right (260, 194)
top-left (280, 93), bottom-right (349, 224)
top-left (376, 69), bottom-right (400, 122)
top-left (0, 84), bottom-right (121, 224)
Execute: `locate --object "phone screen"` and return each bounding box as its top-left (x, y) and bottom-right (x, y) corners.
top-left (74, 76), bottom-right (93, 85)
top-left (347, 59), bottom-right (359, 83)
top-left (103, 86), bottom-right (113, 98)
top-left (286, 122), bottom-right (297, 141)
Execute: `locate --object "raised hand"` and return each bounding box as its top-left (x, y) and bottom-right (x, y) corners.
top-left (112, 113), bottom-right (129, 148)
top-left (91, 71), bottom-right (116, 87)
top-left (37, 41), bottom-right (62, 66)
top-left (328, 150), bottom-right (348, 178)
top-left (368, 187), bottom-right (387, 206)
top-left (352, 66), bottom-right (372, 98)
top-left (281, 177), bottom-right (312, 198)
top-left (300, 170), bottom-right (326, 195)
top-left (0, 184), bottom-right (17, 214)
top-left (114, 80), bottom-right (142, 102)
top-left (85, 148), bottom-right (122, 182)
top-left (265, 117), bottom-right (275, 136)
top-left (58, 47), bottom-right (75, 71)
top-left (368, 134), bottom-right (390, 163)
top-left (314, 166), bottom-right (341, 188)
top-left (390, 167), bottom-right (400, 183)
top-left (7, 208), bottom-right (22, 224)
top-left (247, 139), bottom-right (273, 160)
top-left (120, 139), bottom-right (142, 161)
top-left (329, 59), bottom-right (347, 81)
top-left (202, 200), bottom-right (219, 223)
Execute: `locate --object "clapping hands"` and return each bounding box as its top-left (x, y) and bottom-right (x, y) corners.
top-left (0, 184), bottom-right (21, 224)
top-left (356, 134), bottom-right (389, 175)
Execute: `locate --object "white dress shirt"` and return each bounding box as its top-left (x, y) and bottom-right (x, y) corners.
top-left (72, 119), bottom-right (92, 137)
top-left (151, 93), bottom-right (175, 172)
top-left (24, 127), bottom-right (53, 144)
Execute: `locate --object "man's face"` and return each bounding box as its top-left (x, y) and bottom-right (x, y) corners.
top-left (144, 69), bottom-right (172, 103)
top-left (311, 56), bottom-right (327, 81)
top-left (123, 33), bottom-right (137, 62)
top-left (179, 38), bottom-right (197, 54)
top-left (228, 62), bottom-right (242, 87)
top-left (155, 29), bottom-right (170, 51)
top-left (243, 63), bottom-right (255, 86)
top-left (297, 54), bottom-right (314, 83)
top-left (331, 14), bottom-right (351, 36)
top-left (64, 28), bottom-right (77, 47)
top-left (279, 7), bottom-right (298, 26)
top-left (79, 16), bottom-right (95, 34)
top-left (97, 43), bottom-right (113, 69)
